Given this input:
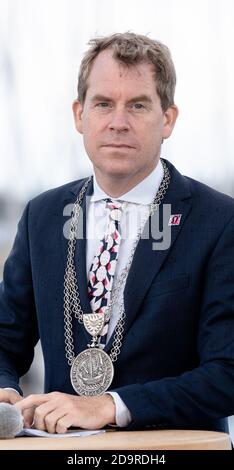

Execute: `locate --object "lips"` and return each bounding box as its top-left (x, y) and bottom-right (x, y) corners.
top-left (102, 143), bottom-right (134, 148)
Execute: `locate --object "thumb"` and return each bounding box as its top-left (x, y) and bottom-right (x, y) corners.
top-left (9, 394), bottom-right (23, 405)
top-left (0, 389), bottom-right (23, 405)
top-left (15, 401), bottom-right (36, 428)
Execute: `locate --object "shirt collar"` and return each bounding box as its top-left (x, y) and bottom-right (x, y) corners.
top-left (91, 159), bottom-right (164, 205)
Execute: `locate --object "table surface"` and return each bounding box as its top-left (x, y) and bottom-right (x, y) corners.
top-left (0, 429), bottom-right (232, 450)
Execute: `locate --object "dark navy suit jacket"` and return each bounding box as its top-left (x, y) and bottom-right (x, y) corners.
top-left (0, 159), bottom-right (234, 432)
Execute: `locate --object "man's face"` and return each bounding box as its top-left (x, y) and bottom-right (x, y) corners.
top-left (73, 49), bottom-right (178, 183)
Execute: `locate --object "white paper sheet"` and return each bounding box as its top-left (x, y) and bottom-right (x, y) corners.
top-left (17, 428), bottom-right (105, 438)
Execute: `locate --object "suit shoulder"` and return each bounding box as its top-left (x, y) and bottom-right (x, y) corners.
top-left (28, 177), bottom-right (90, 210)
top-left (185, 176), bottom-right (234, 216)
top-left (164, 158), bottom-right (234, 217)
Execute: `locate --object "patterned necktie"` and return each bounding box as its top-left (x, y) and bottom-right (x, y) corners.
top-left (88, 198), bottom-right (123, 345)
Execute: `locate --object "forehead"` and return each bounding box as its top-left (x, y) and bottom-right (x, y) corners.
top-left (85, 49), bottom-right (157, 99)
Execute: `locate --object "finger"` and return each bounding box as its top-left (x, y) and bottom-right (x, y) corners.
top-left (33, 401), bottom-right (57, 431)
top-left (10, 394), bottom-right (23, 405)
top-left (22, 408), bottom-right (35, 428)
top-left (44, 410), bottom-right (67, 434)
top-left (0, 389), bottom-right (22, 405)
top-left (56, 415), bottom-right (74, 434)
top-left (15, 394), bottom-right (49, 412)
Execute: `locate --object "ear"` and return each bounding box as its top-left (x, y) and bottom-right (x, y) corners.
top-left (162, 105), bottom-right (179, 139)
top-left (72, 99), bottom-right (84, 134)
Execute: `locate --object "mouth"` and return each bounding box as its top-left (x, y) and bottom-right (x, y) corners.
top-left (102, 143), bottom-right (135, 149)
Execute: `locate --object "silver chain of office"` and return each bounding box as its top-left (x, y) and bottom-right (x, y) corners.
top-left (64, 160), bottom-right (170, 366)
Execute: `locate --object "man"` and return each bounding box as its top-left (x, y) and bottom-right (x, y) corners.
top-left (0, 33), bottom-right (233, 434)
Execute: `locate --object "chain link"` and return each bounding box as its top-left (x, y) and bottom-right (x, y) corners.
top-left (64, 161), bottom-right (170, 366)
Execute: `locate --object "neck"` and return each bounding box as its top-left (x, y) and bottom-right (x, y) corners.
top-left (94, 164), bottom-right (158, 198)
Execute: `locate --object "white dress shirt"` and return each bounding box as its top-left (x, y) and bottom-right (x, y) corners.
top-left (86, 159), bottom-right (164, 426)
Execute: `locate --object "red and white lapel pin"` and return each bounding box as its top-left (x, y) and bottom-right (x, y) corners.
top-left (168, 214), bottom-right (182, 226)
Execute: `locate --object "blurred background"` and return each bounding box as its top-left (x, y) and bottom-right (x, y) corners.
top-left (0, 0), bottom-right (233, 440)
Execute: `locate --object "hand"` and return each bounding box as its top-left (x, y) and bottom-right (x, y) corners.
top-left (0, 389), bottom-right (34, 427)
top-left (15, 392), bottom-right (116, 433)
top-left (0, 388), bottom-right (22, 405)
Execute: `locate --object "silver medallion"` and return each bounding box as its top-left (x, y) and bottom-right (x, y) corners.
top-left (70, 348), bottom-right (114, 396)
top-left (64, 162), bottom-right (171, 394)
top-left (83, 313), bottom-right (105, 336)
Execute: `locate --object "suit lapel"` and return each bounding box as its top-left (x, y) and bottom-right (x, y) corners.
top-left (75, 182), bottom-right (94, 316)
top-left (105, 160), bottom-right (192, 352)
top-left (61, 177), bottom-right (94, 345)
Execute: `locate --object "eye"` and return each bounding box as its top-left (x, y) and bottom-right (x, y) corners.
top-left (131, 103), bottom-right (145, 110)
top-left (96, 102), bottom-right (110, 108)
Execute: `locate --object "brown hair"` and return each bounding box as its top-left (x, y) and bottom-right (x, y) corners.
top-left (77, 32), bottom-right (176, 111)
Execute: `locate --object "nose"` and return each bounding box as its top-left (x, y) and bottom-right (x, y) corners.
top-left (108, 108), bottom-right (130, 133)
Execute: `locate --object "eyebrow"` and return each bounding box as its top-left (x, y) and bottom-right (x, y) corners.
top-left (91, 95), bottom-right (112, 103)
top-left (90, 94), bottom-right (153, 104)
top-left (127, 95), bottom-right (153, 104)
